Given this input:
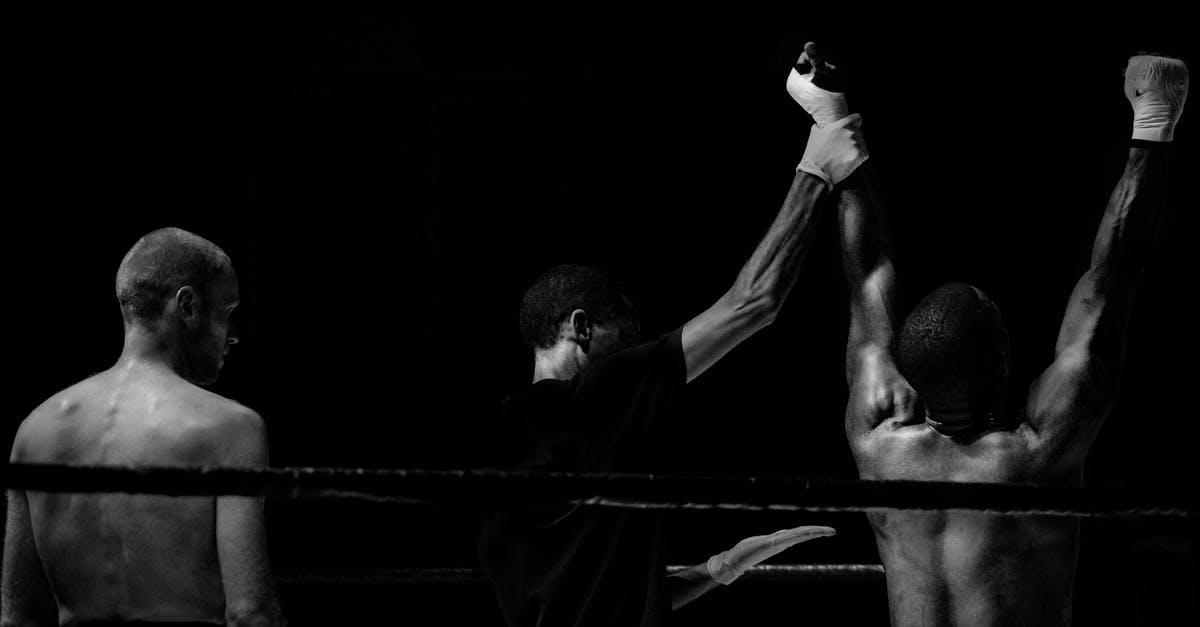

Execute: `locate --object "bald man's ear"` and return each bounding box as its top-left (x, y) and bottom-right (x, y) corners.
top-left (176, 286), bottom-right (197, 322)
top-left (569, 309), bottom-right (591, 350)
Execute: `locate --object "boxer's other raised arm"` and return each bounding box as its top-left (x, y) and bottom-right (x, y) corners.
top-left (1026, 146), bottom-right (1170, 471)
top-left (1028, 56), bottom-right (1186, 472)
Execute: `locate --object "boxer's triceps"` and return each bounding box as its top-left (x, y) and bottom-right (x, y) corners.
top-left (837, 169), bottom-right (912, 440)
top-left (838, 171), bottom-right (900, 380)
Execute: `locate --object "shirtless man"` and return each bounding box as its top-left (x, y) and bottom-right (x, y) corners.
top-left (810, 44), bottom-right (1188, 625)
top-left (3, 228), bottom-right (284, 626)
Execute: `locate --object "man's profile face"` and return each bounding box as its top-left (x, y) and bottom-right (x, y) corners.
top-left (588, 323), bottom-right (632, 361)
top-left (183, 271), bottom-right (240, 385)
top-left (588, 307), bottom-right (640, 361)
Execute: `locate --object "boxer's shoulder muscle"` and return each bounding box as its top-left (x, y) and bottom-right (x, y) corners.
top-left (852, 424), bottom-right (940, 479)
top-left (856, 423), bottom-right (1040, 482)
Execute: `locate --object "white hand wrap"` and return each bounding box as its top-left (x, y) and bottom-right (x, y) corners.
top-left (787, 66), bottom-right (849, 128)
top-left (796, 113), bottom-right (869, 187)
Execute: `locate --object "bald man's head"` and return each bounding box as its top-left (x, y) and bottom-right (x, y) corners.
top-left (116, 228), bottom-right (234, 326)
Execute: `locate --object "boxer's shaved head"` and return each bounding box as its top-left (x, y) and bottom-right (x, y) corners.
top-left (116, 227), bottom-right (234, 326)
top-left (898, 282), bottom-right (1010, 427)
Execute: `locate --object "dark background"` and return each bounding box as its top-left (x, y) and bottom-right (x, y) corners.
top-left (7, 7), bottom-right (1198, 625)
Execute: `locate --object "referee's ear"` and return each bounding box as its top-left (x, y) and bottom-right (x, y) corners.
top-left (569, 309), bottom-right (592, 347)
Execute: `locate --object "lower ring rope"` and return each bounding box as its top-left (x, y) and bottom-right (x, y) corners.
top-left (272, 564), bottom-right (886, 585)
top-left (6, 463), bottom-right (1195, 518)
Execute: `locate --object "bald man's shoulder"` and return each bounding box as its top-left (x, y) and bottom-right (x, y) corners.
top-left (11, 374), bottom-right (269, 469)
top-left (169, 384), bottom-right (269, 468)
top-left (9, 375), bottom-right (115, 463)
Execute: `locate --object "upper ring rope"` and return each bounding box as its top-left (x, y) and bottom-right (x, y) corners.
top-left (5, 463), bottom-right (1195, 518)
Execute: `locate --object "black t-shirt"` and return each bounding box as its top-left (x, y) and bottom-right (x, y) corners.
top-left (478, 328), bottom-right (686, 627)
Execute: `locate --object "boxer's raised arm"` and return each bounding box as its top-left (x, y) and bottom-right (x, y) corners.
top-left (1028, 56), bottom-right (1186, 472)
top-left (837, 171), bottom-right (915, 443)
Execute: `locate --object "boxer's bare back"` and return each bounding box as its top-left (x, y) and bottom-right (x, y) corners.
top-left (830, 45), bottom-right (1184, 626)
top-left (853, 424), bottom-right (1078, 626)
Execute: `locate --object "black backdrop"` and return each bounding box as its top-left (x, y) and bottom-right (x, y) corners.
top-left (7, 7), bottom-right (1198, 625)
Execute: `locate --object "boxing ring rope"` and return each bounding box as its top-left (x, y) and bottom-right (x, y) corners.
top-left (6, 463), bottom-right (1197, 518)
top-left (273, 564), bottom-right (886, 585)
top-left (9, 463), bottom-right (1192, 586)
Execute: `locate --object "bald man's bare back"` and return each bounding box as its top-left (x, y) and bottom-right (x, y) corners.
top-left (5, 361), bottom-right (273, 626)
